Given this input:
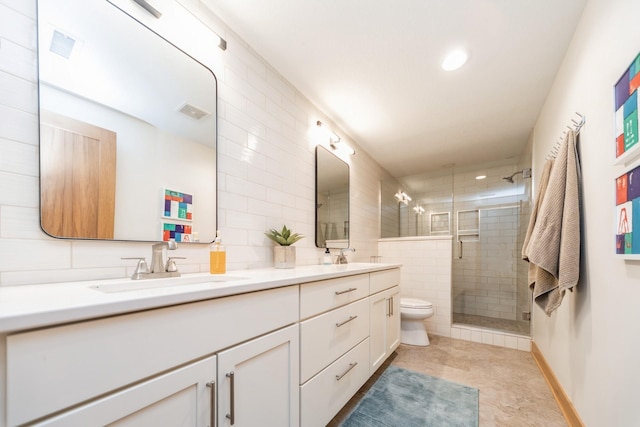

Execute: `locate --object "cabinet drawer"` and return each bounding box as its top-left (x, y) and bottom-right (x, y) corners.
top-left (300, 274), bottom-right (369, 319)
top-left (370, 268), bottom-right (400, 294)
top-left (300, 298), bottom-right (369, 383)
top-left (6, 286), bottom-right (298, 426)
top-left (300, 338), bottom-right (370, 427)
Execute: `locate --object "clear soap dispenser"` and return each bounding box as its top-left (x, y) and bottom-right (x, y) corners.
top-left (210, 230), bottom-right (226, 274)
top-left (322, 248), bottom-right (332, 265)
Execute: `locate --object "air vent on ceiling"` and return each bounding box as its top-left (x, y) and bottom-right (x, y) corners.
top-left (178, 103), bottom-right (211, 120)
top-left (50, 30), bottom-right (75, 59)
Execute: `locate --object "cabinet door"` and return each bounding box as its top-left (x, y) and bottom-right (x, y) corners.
top-left (34, 356), bottom-right (217, 427)
top-left (369, 288), bottom-right (389, 372)
top-left (369, 286), bottom-right (401, 372)
top-left (386, 286), bottom-right (401, 354)
top-left (217, 325), bottom-right (299, 427)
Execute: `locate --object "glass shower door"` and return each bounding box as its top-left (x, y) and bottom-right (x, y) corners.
top-left (451, 164), bottom-right (531, 336)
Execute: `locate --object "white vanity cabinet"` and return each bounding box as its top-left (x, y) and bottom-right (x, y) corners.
top-left (217, 324), bottom-right (299, 427)
top-left (369, 269), bottom-right (401, 372)
top-left (299, 268), bottom-right (401, 427)
top-left (5, 286), bottom-right (298, 427)
top-left (1, 265), bottom-right (402, 427)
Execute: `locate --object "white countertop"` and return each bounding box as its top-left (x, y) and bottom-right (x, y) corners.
top-left (0, 263), bottom-right (400, 334)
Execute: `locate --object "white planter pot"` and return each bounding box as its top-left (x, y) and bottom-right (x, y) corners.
top-left (274, 246), bottom-right (296, 269)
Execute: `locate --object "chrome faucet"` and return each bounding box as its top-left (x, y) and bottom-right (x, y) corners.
top-left (123, 240), bottom-right (183, 280)
top-left (151, 240), bottom-right (177, 273)
top-left (336, 248), bottom-right (355, 264)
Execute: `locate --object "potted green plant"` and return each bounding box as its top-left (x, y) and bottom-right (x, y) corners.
top-left (265, 225), bottom-right (304, 268)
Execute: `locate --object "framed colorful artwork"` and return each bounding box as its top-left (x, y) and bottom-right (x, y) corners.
top-left (162, 222), bottom-right (193, 242)
top-left (615, 160), bottom-right (640, 257)
top-left (614, 52), bottom-right (640, 165)
top-left (163, 189), bottom-right (193, 221)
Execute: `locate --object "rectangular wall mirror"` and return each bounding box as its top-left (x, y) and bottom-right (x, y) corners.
top-left (315, 146), bottom-right (350, 249)
top-left (37, 0), bottom-right (217, 243)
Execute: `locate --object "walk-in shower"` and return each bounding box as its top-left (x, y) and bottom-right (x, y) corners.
top-left (452, 163), bottom-right (532, 336)
top-left (380, 159), bottom-right (533, 337)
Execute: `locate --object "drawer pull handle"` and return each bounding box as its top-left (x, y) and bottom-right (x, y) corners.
top-left (206, 381), bottom-right (216, 427)
top-left (226, 372), bottom-right (235, 425)
top-left (336, 315), bottom-right (358, 327)
top-left (336, 362), bottom-right (358, 381)
top-left (335, 287), bottom-right (358, 295)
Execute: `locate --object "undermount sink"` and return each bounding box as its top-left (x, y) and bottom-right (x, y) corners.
top-left (90, 275), bottom-right (248, 293)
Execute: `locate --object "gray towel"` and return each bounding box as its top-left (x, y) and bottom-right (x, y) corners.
top-left (524, 130), bottom-right (581, 316)
top-left (522, 158), bottom-right (554, 285)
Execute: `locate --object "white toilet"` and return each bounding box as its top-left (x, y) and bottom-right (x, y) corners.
top-left (400, 298), bottom-right (434, 346)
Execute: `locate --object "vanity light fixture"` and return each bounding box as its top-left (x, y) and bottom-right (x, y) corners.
top-left (394, 191), bottom-right (412, 205)
top-left (217, 36), bottom-right (227, 51)
top-left (316, 120), bottom-right (355, 155)
top-left (132, 0), bottom-right (227, 50)
top-left (133, 0), bottom-right (162, 19)
top-left (442, 49), bottom-right (468, 71)
top-left (413, 205), bottom-right (425, 215)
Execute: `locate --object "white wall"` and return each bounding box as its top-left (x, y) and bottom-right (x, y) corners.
top-left (531, 0), bottom-right (640, 425)
top-left (0, 0), bottom-right (392, 286)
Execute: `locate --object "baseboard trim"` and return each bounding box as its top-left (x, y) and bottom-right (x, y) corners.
top-left (530, 341), bottom-right (584, 427)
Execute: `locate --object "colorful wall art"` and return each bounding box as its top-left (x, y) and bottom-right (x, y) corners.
top-left (164, 189), bottom-right (193, 221)
top-left (615, 52), bottom-right (640, 160)
top-left (615, 165), bottom-right (640, 254)
top-left (162, 222), bottom-right (193, 242)
top-left (162, 189), bottom-right (193, 242)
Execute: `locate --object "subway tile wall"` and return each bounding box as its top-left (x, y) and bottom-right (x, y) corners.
top-left (378, 237), bottom-right (453, 337)
top-left (0, 0), bottom-right (391, 286)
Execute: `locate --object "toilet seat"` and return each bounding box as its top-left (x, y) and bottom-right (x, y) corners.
top-left (400, 298), bottom-right (432, 309)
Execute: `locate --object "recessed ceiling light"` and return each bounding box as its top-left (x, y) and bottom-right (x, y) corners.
top-left (475, 175), bottom-right (486, 180)
top-left (442, 49), bottom-right (468, 71)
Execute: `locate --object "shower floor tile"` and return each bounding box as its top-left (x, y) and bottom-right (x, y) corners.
top-left (453, 312), bottom-right (530, 336)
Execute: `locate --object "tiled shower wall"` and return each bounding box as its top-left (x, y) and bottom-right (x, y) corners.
top-left (452, 207), bottom-right (519, 320)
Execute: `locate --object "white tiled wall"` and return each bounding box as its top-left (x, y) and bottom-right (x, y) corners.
top-left (0, 0), bottom-right (391, 286)
top-left (378, 237), bottom-right (453, 337)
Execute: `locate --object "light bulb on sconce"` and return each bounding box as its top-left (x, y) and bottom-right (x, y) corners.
top-left (394, 191), bottom-right (412, 205)
top-left (413, 205), bottom-right (425, 215)
top-left (316, 120), bottom-right (355, 155)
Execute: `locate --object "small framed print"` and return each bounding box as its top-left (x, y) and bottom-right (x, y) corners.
top-left (614, 52), bottom-right (640, 165)
top-left (615, 161), bottom-right (640, 257)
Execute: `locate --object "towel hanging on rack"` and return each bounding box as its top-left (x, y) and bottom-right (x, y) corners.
top-left (523, 129), bottom-right (581, 316)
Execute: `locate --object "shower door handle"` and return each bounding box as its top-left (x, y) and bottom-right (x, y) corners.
top-left (458, 240), bottom-right (463, 259)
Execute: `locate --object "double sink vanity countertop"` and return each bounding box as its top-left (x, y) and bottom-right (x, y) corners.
top-left (0, 263), bottom-right (401, 334)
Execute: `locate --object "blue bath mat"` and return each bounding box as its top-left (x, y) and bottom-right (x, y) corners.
top-left (339, 365), bottom-right (479, 427)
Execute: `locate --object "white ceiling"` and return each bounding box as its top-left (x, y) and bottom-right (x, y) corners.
top-left (201, 0), bottom-right (587, 178)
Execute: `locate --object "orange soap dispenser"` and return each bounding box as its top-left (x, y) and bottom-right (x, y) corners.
top-left (210, 230), bottom-right (226, 274)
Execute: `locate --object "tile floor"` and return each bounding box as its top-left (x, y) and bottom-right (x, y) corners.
top-left (328, 336), bottom-right (567, 427)
top-left (453, 313), bottom-right (531, 336)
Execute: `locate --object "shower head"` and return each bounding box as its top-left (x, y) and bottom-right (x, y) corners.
top-left (502, 168), bottom-right (532, 183)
